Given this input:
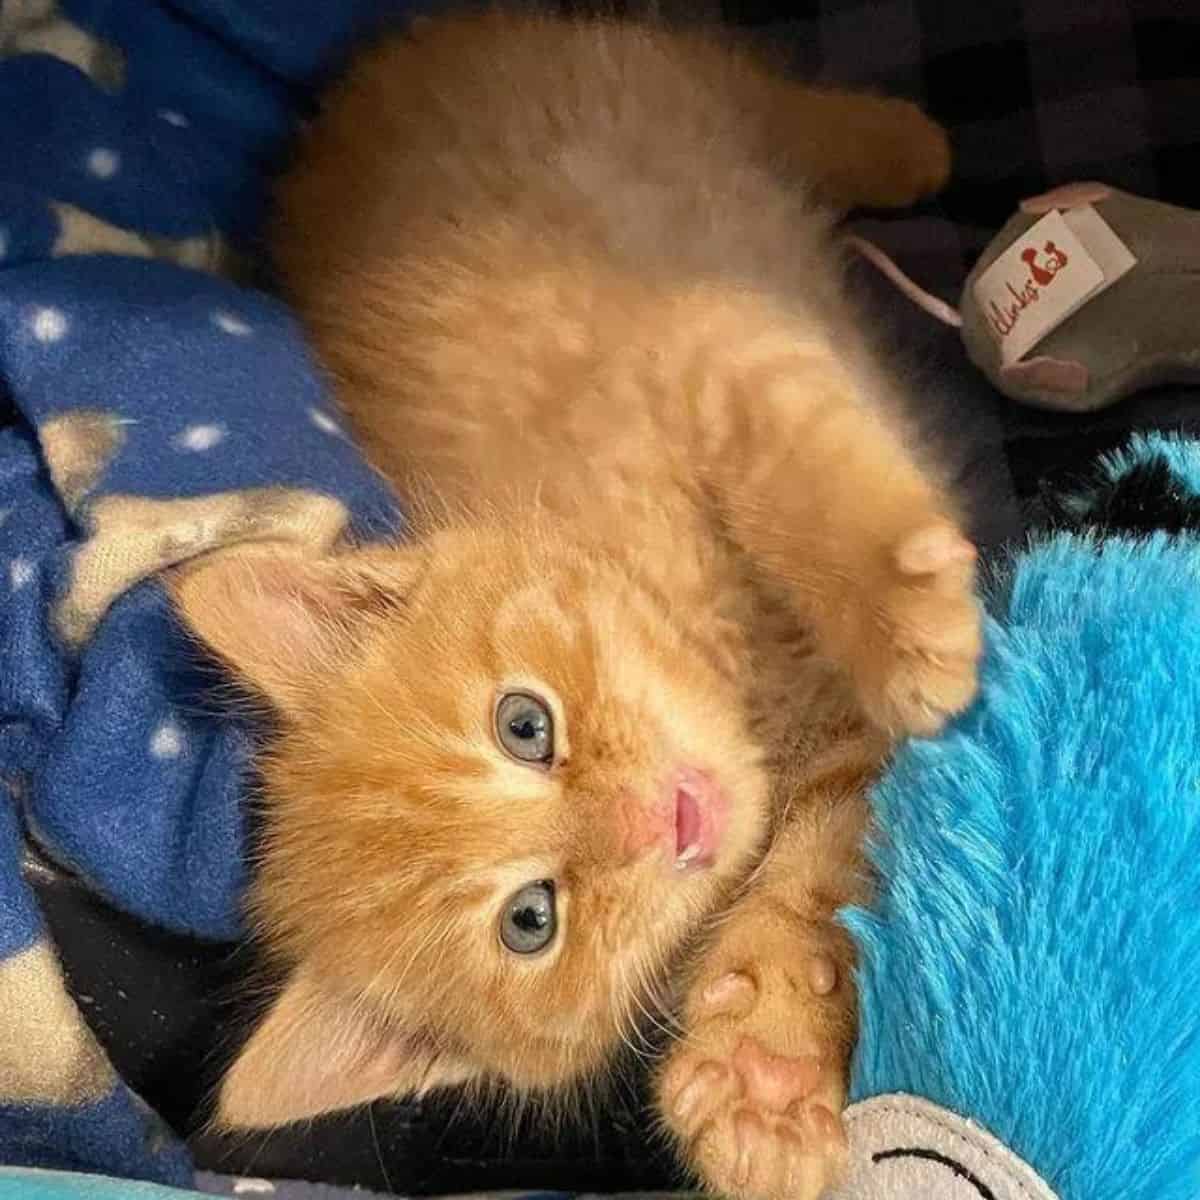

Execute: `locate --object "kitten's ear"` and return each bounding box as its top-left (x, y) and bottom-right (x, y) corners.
top-left (170, 545), bottom-right (422, 715)
top-left (217, 965), bottom-right (477, 1129)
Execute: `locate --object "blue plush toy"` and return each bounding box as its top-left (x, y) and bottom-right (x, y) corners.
top-left (832, 432), bottom-right (1200, 1199)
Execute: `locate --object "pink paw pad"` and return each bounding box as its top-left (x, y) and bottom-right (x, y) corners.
top-left (733, 1037), bottom-right (823, 1112)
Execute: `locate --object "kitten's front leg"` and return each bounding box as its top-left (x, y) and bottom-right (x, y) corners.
top-left (714, 360), bottom-right (982, 737)
top-left (657, 760), bottom-right (872, 1200)
top-left (842, 518), bottom-right (980, 736)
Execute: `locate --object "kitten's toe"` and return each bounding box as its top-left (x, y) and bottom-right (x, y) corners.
top-left (756, 1104), bottom-right (846, 1198)
top-left (664, 1059), bottom-right (737, 1132)
top-left (854, 521), bottom-right (983, 737)
top-left (712, 1102), bottom-right (841, 1199)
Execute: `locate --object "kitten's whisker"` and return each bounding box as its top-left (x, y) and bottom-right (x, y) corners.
top-left (641, 968), bottom-right (686, 1040)
top-left (366, 1103), bottom-right (394, 1195)
top-left (619, 952), bottom-right (686, 1058)
top-left (615, 1021), bottom-right (652, 1064)
top-left (362, 908), bottom-right (463, 1020)
top-left (614, 959), bottom-right (657, 1061)
top-left (635, 931), bottom-right (689, 1039)
top-left (384, 917), bottom-right (458, 998)
top-left (628, 962), bottom-right (681, 1045)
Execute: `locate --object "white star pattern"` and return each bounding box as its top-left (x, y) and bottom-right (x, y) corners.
top-left (231, 1181), bottom-right (276, 1196)
top-left (86, 147), bottom-right (121, 179)
top-left (158, 109), bottom-right (190, 128)
top-left (212, 310), bottom-right (252, 337)
top-left (149, 719), bottom-right (185, 760)
top-left (309, 407), bottom-right (341, 435)
top-left (174, 423), bottom-right (226, 452)
top-left (30, 306), bottom-right (68, 343)
top-left (9, 558), bottom-right (34, 590)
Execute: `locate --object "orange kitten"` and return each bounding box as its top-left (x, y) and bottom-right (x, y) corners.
top-left (172, 10), bottom-right (980, 1200)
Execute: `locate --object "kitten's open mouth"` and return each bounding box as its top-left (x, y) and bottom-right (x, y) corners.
top-left (672, 768), bottom-right (726, 872)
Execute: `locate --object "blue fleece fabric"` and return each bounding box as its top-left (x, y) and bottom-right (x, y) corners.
top-left (848, 505), bottom-right (1200, 1196)
top-left (2, 0), bottom-right (414, 245)
top-left (0, 0), bottom-right (419, 1185)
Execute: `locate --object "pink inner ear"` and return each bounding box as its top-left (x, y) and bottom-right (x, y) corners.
top-left (1019, 182), bottom-right (1113, 214)
top-left (249, 552), bottom-right (352, 615)
top-left (1000, 356), bottom-right (1089, 394)
top-left (224, 553), bottom-right (355, 675)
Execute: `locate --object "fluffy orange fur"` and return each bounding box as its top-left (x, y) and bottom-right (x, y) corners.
top-left (172, 10), bottom-right (980, 1200)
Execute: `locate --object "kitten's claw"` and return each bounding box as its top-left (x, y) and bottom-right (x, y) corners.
top-left (853, 520), bottom-right (982, 737)
top-left (893, 522), bottom-right (976, 576)
top-left (659, 954), bottom-right (849, 1200)
top-left (699, 971), bottom-right (758, 1019)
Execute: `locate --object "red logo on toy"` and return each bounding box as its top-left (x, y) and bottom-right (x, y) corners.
top-left (988, 242), bottom-right (1072, 338)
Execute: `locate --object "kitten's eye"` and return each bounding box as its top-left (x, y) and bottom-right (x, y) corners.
top-left (500, 881), bottom-right (557, 955)
top-left (495, 691), bottom-right (554, 764)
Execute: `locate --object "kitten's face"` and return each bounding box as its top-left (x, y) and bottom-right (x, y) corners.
top-left (174, 522), bottom-right (769, 1128)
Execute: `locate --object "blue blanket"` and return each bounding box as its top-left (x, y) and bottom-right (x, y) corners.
top-left (0, 0), bottom-right (418, 1185)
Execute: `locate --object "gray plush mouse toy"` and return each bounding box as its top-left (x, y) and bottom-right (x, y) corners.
top-left (851, 182), bottom-right (1200, 412)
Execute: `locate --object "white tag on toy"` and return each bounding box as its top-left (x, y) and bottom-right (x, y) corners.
top-left (973, 207), bottom-right (1135, 364)
top-left (1061, 204), bottom-right (1137, 283)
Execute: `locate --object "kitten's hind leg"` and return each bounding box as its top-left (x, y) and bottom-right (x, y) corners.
top-left (657, 749), bottom-right (874, 1200)
top-left (761, 82), bottom-right (951, 211)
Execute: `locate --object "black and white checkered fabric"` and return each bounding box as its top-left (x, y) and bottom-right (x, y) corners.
top-left (713, 0), bottom-right (1200, 548)
top-left (725, 0), bottom-right (1200, 294)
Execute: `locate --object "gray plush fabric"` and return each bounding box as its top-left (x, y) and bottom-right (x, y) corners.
top-left (960, 187), bottom-right (1200, 412)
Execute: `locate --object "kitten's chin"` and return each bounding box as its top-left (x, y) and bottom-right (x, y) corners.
top-left (481, 1029), bottom-right (617, 1094)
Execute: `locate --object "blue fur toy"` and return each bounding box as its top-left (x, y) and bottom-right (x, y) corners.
top-left (834, 432), bottom-right (1200, 1199)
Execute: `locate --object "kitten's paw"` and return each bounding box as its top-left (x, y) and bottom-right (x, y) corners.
top-left (854, 521), bottom-right (982, 737)
top-left (659, 960), bottom-right (848, 1200)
